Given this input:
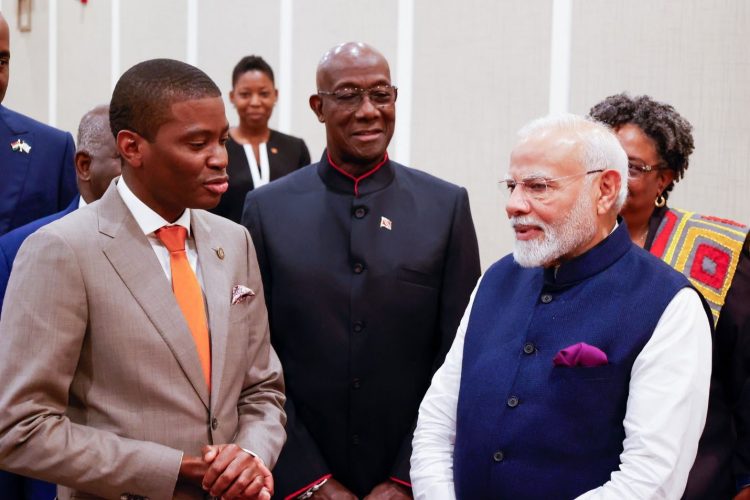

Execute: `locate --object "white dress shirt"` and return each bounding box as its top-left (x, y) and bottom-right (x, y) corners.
top-left (116, 177), bottom-right (202, 286)
top-left (411, 276), bottom-right (712, 500)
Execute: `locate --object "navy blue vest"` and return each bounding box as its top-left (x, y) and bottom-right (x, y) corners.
top-left (454, 223), bottom-right (696, 499)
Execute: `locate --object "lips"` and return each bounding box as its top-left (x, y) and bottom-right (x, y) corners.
top-left (513, 224), bottom-right (543, 241)
top-left (352, 129), bottom-right (383, 142)
top-left (204, 177), bottom-right (229, 195)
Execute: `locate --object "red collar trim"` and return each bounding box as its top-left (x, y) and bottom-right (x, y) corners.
top-left (326, 151), bottom-right (389, 197)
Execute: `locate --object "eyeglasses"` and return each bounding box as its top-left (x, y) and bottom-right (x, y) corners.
top-left (317, 85), bottom-right (398, 109)
top-left (499, 169), bottom-right (605, 201)
top-left (628, 160), bottom-right (668, 177)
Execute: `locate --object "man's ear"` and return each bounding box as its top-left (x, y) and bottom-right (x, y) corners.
top-left (309, 94), bottom-right (324, 122)
top-left (596, 169), bottom-right (621, 215)
top-left (117, 130), bottom-right (146, 169)
top-left (74, 151), bottom-right (92, 181)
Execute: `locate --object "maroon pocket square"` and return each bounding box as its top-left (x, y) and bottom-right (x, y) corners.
top-left (552, 342), bottom-right (608, 367)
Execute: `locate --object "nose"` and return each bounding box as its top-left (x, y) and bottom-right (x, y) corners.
top-left (505, 184), bottom-right (531, 218)
top-left (354, 94), bottom-right (379, 119)
top-left (249, 93), bottom-right (261, 106)
top-left (209, 141), bottom-right (229, 169)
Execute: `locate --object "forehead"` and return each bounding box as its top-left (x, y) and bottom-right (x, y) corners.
top-left (157, 97), bottom-right (228, 137)
top-left (234, 70), bottom-right (274, 88)
top-left (615, 123), bottom-right (660, 160)
top-left (509, 131), bottom-right (583, 178)
top-left (320, 54), bottom-right (391, 89)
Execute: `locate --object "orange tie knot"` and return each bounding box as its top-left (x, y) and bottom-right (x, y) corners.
top-left (156, 225), bottom-right (188, 254)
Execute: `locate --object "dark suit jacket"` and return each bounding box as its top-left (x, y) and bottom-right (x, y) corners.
top-left (0, 105), bottom-right (78, 236)
top-left (243, 153), bottom-right (481, 498)
top-left (210, 130), bottom-right (310, 223)
top-left (0, 197), bottom-right (78, 315)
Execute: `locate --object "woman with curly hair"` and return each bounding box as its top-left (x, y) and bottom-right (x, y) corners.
top-left (591, 93), bottom-right (750, 500)
top-left (590, 93), bottom-right (748, 323)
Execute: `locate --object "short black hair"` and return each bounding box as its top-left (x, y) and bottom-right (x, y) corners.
top-left (110, 58), bottom-right (221, 142)
top-left (589, 93), bottom-right (694, 198)
top-left (231, 55), bottom-right (275, 87)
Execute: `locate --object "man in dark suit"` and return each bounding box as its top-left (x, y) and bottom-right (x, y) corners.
top-left (0, 104), bottom-right (120, 314)
top-left (242, 42), bottom-right (481, 499)
top-left (0, 13), bottom-right (78, 237)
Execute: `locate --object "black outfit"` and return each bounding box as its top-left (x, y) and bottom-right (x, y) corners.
top-left (714, 232), bottom-right (750, 496)
top-left (210, 130), bottom-right (310, 223)
top-left (242, 153), bottom-right (481, 498)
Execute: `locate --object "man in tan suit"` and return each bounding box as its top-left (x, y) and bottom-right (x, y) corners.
top-left (0, 59), bottom-right (286, 499)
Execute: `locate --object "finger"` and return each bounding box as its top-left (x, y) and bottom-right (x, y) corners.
top-left (203, 444), bottom-right (220, 463)
top-left (202, 445), bottom-right (238, 491)
top-left (219, 467), bottom-right (255, 500)
top-left (208, 449), bottom-right (256, 497)
top-left (258, 486), bottom-right (271, 500)
top-left (238, 474), bottom-right (265, 499)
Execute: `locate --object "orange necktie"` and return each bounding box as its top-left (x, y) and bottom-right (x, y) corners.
top-left (156, 225), bottom-right (211, 390)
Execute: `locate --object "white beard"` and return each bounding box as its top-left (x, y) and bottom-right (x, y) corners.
top-left (511, 192), bottom-right (598, 268)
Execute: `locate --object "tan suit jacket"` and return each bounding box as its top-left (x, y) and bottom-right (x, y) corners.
top-left (0, 184), bottom-right (286, 499)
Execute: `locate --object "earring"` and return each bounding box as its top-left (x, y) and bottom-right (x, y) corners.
top-left (318, 116), bottom-right (325, 123)
top-left (654, 194), bottom-right (666, 208)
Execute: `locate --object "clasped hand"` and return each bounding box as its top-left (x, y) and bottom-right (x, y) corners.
top-left (179, 443), bottom-right (273, 500)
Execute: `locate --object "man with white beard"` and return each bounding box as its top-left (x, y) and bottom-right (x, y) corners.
top-left (410, 114), bottom-right (713, 500)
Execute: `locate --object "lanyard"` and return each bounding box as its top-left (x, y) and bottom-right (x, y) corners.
top-left (243, 143), bottom-right (270, 188)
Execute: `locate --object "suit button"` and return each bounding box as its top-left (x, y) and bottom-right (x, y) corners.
top-left (353, 321), bottom-right (364, 333)
top-left (352, 434), bottom-right (360, 445)
top-left (523, 342), bottom-right (536, 354)
top-left (353, 263), bottom-right (364, 274)
top-left (507, 396), bottom-right (519, 408)
top-left (120, 495), bottom-right (128, 500)
top-left (541, 293), bottom-right (552, 303)
top-left (493, 450), bottom-right (504, 462)
top-left (211, 417), bottom-right (218, 430)
top-left (354, 206), bottom-right (367, 219)
top-left (352, 378), bottom-right (361, 389)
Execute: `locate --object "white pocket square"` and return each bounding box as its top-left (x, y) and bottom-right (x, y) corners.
top-left (232, 285), bottom-right (255, 305)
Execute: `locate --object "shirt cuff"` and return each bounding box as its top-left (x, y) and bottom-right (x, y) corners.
top-left (284, 474), bottom-right (332, 500)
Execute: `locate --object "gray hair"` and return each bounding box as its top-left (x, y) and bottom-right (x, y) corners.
top-left (517, 113), bottom-right (628, 209)
top-left (77, 105), bottom-right (111, 154)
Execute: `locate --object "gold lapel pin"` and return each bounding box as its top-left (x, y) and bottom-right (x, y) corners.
top-left (270, 147), bottom-right (278, 154)
top-left (215, 247), bottom-right (225, 260)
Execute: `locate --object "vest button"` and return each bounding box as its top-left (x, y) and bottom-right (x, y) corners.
top-left (541, 293), bottom-right (553, 303)
top-left (211, 417), bottom-right (218, 430)
top-left (507, 396), bottom-right (519, 408)
top-left (352, 378), bottom-right (361, 389)
top-left (353, 321), bottom-right (364, 333)
top-left (523, 342), bottom-right (536, 354)
top-left (353, 263), bottom-right (364, 274)
top-left (352, 434), bottom-right (360, 446)
top-left (493, 450), bottom-right (504, 462)
top-left (354, 206), bottom-right (367, 219)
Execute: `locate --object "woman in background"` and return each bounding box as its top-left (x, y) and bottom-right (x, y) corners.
top-left (210, 55), bottom-right (310, 223)
top-left (591, 93), bottom-right (750, 500)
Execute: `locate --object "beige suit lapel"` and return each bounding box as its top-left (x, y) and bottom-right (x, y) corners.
top-left (192, 211), bottom-right (230, 408)
top-left (97, 186), bottom-right (210, 409)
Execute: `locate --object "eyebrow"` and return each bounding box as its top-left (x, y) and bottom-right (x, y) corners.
top-left (0, 51), bottom-right (10, 58)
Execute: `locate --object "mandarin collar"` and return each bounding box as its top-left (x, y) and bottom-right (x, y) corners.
top-left (317, 150), bottom-right (395, 197)
top-left (543, 217), bottom-right (632, 288)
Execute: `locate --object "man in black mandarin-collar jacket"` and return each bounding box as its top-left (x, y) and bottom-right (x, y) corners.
top-left (242, 42), bottom-right (480, 499)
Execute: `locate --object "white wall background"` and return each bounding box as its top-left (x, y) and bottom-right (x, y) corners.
top-left (1, 0), bottom-right (748, 269)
